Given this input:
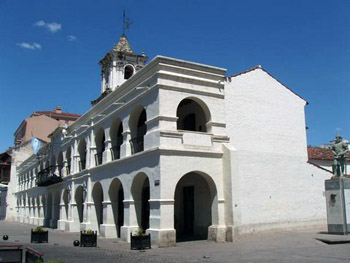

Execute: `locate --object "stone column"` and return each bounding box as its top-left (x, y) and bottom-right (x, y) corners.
top-left (208, 199), bottom-right (227, 243)
top-left (81, 176), bottom-right (93, 231)
top-left (147, 199), bottom-right (176, 247)
top-left (100, 200), bottom-right (117, 238)
top-left (38, 197), bottom-right (45, 225)
top-left (120, 199), bottom-right (139, 242)
top-left (73, 138), bottom-right (79, 174)
top-left (89, 128), bottom-right (97, 169)
top-left (103, 127), bottom-right (112, 163)
top-left (121, 130), bottom-right (131, 157)
top-left (61, 151), bottom-right (68, 177)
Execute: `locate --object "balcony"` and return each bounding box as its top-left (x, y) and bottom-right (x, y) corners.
top-left (79, 159), bottom-right (86, 171)
top-left (130, 136), bottom-right (144, 154)
top-left (36, 166), bottom-right (63, 187)
top-left (95, 152), bottom-right (103, 166)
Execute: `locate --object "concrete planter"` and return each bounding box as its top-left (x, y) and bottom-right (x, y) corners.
top-left (130, 233), bottom-right (151, 250)
top-left (80, 231), bottom-right (97, 247)
top-left (31, 229), bottom-right (48, 243)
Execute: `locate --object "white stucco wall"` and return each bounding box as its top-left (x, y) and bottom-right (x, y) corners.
top-left (224, 68), bottom-right (330, 234)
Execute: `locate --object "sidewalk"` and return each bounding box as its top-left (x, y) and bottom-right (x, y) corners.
top-left (0, 221), bottom-right (349, 263)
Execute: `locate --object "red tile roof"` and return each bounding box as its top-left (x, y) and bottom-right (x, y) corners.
top-left (31, 111), bottom-right (81, 120)
top-left (308, 147), bottom-right (350, 161)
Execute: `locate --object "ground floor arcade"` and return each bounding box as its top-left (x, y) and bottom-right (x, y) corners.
top-left (15, 154), bottom-right (227, 247)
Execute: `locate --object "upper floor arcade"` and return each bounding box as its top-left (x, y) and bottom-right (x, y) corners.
top-left (16, 56), bottom-right (229, 192)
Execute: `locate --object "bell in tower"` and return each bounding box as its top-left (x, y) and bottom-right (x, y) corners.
top-left (98, 34), bottom-right (148, 94)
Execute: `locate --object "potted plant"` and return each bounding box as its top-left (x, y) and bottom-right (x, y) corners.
top-left (130, 228), bottom-right (151, 250)
top-left (31, 226), bottom-right (48, 243)
top-left (80, 230), bottom-right (97, 247)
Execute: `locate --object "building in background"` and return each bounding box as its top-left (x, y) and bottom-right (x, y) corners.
top-left (14, 106), bottom-right (81, 147)
top-left (1, 107), bottom-right (81, 221)
top-left (11, 34), bottom-right (331, 247)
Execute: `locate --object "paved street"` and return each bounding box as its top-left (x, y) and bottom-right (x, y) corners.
top-left (0, 221), bottom-right (350, 263)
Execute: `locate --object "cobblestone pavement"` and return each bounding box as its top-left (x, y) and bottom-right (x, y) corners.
top-left (1, 221), bottom-right (350, 262)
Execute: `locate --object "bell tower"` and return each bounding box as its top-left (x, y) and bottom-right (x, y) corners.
top-left (98, 35), bottom-right (148, 94)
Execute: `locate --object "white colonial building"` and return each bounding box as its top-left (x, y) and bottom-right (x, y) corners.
top-left (12, 35), bottom-right (330, 247)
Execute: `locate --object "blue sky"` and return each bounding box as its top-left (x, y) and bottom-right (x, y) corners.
top-left (0, 0), bottom-right (349, 152)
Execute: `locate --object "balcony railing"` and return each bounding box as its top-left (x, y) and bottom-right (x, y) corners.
top-left (95, 152), bottom-right (103, 166)
top-left (79, 159), bottom-right (86, 171)
top-left (36, 166), bottom-right (63, 187)
top-left (130, 136), bottom-right (144, 154)
top-left (110, 146), bottom-right (120, 160)
top-left (66, 164), bottom-right (71, 175)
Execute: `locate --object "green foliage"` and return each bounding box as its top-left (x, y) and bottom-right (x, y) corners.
top-left (83, 229), bottom-right (94, 235)
top-left (34, 226), bottom-right (45, 232)
top-left (134, 227), bottom-right (146, 236)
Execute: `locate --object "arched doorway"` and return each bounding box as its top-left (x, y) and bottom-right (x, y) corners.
top-left (110, 119), bottom-right (123, 160)
top-left (95, 128), bottom-right (105, 166)
top-left (78, 139), bottom-right (87, 171)
top-left (75, 186), bottom-right (84, 223)
top-left (129, 107), bottom-right (147, 154)
top-left (174, 172), bottom-right (217, 241)
top-left (176, 98), bottom-right (210, 132)
top-left (45, 193), bottom-right (52, 227)
top-left (109, 178), bottom-right (124, 237)
top-left (92, 182), bottom-right (104, 231)
top-left (62, 189), bottom-right (69, 220)
top-left (131, 173), bottom-right (150, 232)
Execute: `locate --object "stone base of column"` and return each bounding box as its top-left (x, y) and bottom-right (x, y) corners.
top-left (147, 229), bottom-right (176, 248)
top-left (33, 218), bottom-right (39, 225)
top-left (29, 217), bottom-right (35, 225)
top-left (99, 224), bottom-right (117, 238)
top-left (36, 218), bottom-right (45, 226)
top-left (80, 222), bottom-right (93, 231)
top-left (57, 220), bottom-right (66, 230)
top-left (64, 221), bottom-right (80, 232)
top-left (208, 225), bottom-right (227, 242)
top-left (120, 226), bottom-right (139, 242)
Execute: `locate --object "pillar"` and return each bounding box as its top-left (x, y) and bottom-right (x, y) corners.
top-left (100, 200), bottom-right (117, 238)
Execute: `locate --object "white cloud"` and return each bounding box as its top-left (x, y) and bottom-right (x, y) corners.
top-left (17, 42), bottom-right (42, 50)
top-left (34, 20), bottom-right (62, 33)
top-left (67, 35), bottom-right (77, 41)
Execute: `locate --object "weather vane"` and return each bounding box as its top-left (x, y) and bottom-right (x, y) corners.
top-left (122, 10), bottom-right (132, 35)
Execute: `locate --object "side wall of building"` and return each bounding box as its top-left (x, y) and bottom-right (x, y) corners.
top-left (224, 68), bottom-right (330, 235)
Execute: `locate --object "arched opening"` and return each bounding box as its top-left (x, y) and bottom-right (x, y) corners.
top-left (109, 178), bottom-right (124, 238)
top-left (41, 195), bottom-right (46, 224)
top-left (50, 155), bottom-right (57, 176)
top-left (75, 186), bottom-right (84, 223)
top-left (52, 191), bottom-right (60, 228)
top-left (57, 151), bottom-right (63, 177)
top-left (36, 196), bottom-right (41, 220)
top-left (63, 189), bottom-right (69, 220)
top-left (131, 173), bottom-right (150, 232)
top-left (110, 119), bottom-right (123, 160)
top-left (78, 139), bottom-right (87, 171)
top-left (129, 107), bottom-right (147, 154)
top-left (45, 194), bottom-right (52, 227)
top-left (176, 98), bottom-right (210, 132)
top-left (92, 182), bottom-right (104, 230)
top-left (124, 65), bottom-right (134, 80)
top-left (66, 147), bottom-right (72, 175)
top-left (95, 128), bottom-right (105, 166)
top-left (174, 172), bottom-right (217, 242)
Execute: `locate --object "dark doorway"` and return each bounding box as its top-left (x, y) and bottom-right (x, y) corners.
top-left (141, 186), bottom-right (150, 231)
top-left (183, 186), bottom-right (194, 236)
top-left (117, 188), bottom-right (124, 238)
